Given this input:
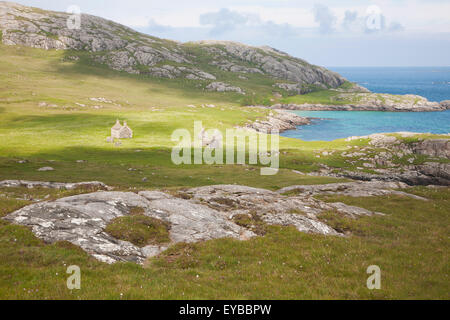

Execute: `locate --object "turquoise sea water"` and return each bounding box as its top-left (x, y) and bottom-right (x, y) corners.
top-left (281, 67), bottom-right (450, 141)
top-left (282, 110), bottom-right (450, 141)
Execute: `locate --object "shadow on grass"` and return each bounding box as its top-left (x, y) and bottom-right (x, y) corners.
top-left (0, 112), bottom-right (184, 139)
top-left (0, 143), bottom-right (346, 189)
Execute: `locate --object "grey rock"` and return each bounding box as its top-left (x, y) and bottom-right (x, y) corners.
top-left (278, 181), bottom-right (408, 196)
top-left (277, 180), bottom-right (429, 200)
top-left (37, 167), bottom-right (54, 172)
top-left (308, 134), bottom-right (450, 186)
top-left (4, 191), bottom-right (156, 263)
top-left (417, 162), bottom-right (450, 185)
top-left (184, 184), bottom-right (380, 232)
top-left (278, 93), bottom-right (445, 112)
top-left (440, 100), bottom-right (450, 109)
top-left (194, 41), bottom-right (346, 88)
top-left (328, 202), bottom-right (384, 218)
top-left (144, 197), bottom-right (254, 243)
top-left (211, 60), bottom-right (264, 74)
top-left (205, 82), bottom-right (245, 94)
top-left (0, 2), bottom-right (347, 89)
top-left (4, 180), bottom-right (430, 264)
top-left (413, 139), bottom-right (450, 158)
top-left (241, 108), bottom-right (309, 133)
top-left (0, 180), bottom-right (109, 190)
top-left (261, 213), bottom-right (338, 235)
top-left (3, 189), bottom-right (253, 264)
top-left (274, 83), bottom-right (313, 95)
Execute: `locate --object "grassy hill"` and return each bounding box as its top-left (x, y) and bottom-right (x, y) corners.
top-left (0, 1), bottom-right (448, 300)
top-left (0, 41), bottom-right (448, 300)
top-left (0, 43), bottom-right (366, 189)
top-left (0, 1), bottom-right (352, 107)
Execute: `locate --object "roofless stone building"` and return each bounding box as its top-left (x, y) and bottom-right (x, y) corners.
top-left (111, 120), bottom-right (133, 139)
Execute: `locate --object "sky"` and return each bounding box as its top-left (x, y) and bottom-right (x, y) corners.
top-left (11, 0), bottom-right (450, 67)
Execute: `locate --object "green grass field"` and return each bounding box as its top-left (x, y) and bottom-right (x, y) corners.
top-left (0, 43), bottom-right (449, 300)
top-left (0, 43), bottom-right (368, 189)
top-left (0, 186), bottom-right (448, 299)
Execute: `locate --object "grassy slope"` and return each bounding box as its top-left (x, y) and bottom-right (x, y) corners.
top-left (0, 44), bottom-right (366, 189)
top-left (0, 186), bottom-right (448, 299)
top-left (0, 44), bottom-right (448, 299)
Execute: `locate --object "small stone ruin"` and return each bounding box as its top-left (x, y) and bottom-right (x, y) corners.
top-left (107, 120), bottom-right (133, 142)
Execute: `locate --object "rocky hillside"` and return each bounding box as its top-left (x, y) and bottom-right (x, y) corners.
top-left (0, 1), bottom-right (347, 94)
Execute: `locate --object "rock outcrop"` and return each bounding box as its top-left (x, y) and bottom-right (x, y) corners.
top-left (241, 108), bottom-right (310, 133)
top-left (205, 82), bottom-right (245, 94)
top-left (3, 190), bottom-right (253, 264)
top-left (277, 181), bottom-right (428, 200)
top-left (0, 2), bottom-right (346, 91)
top-left (0, 179), bottom-right (109, 190)
top-left (440, 100), bottom-right (450, 109)
top-left (193, 41), bottom-right (345, 88)
top-left (275, 93), bottom-right (447, 112)
top-left (413, 139), bottom-right (450, 158)
top-left (3, 180), bottom-right (424, 264)
top-left (312, 133), bottom-right (450, 186)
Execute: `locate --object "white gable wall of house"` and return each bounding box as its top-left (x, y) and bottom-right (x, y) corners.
top-left (111, 120), bottom-right (133, 139)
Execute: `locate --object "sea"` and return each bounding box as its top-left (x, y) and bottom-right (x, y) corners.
top-left (280, 67), bottom-right (450, 141)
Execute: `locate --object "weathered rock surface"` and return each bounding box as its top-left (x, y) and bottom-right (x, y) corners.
top-left (138, 190), bottom-right (254, 244)
top-left (440, 100), bottom-right (450, 109)
top-left (241, 108), bottom-right (310, 133)
top-left (274, 83), bottom-right (315, 95)
top-left (413, 139), bottom-right (450, 158)
top-left (37, 167), bottom-right (54, 172)
top-left (278, 181), bottom-right (428, 200)
top-left (276, 93), bottom-right (447, 112)
top-left (193, 41), bottom-right (346, 88)
top-left (184, 184), bottom-right (386, 227)
top-left (4, 180), bottom-right (421, 264)
top-left (205, 82), bottom-right (245, 94)
top-left (0, 2), bottom-right (346, 90)
top-left (4, 190), bottom-right (253, 264)
top-left (311, 134), bottom-right (450, 186)
top-left (0, 180), bottom-right (109, 190)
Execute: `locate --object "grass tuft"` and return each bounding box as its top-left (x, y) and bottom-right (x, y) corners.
top-left (105, 215), bottom-right (170, 247)
top-left (233, 211), bottom-right (268, 236)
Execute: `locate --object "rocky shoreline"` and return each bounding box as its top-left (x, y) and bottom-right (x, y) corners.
top-left (239, 109), bottom-right (450, 186)
top-left (241, 108), bottom-right (310, 133)
top-left (314, 133), bottom-right (450, 186)
top-left (273, 97), bottom-right (450, 112)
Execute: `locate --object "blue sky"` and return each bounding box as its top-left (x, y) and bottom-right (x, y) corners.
top-left (12, 0), bottom-right (450, 67)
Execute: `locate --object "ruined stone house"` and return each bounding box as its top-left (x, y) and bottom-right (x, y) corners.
top-left (111, 120), bottom-right (133, 139)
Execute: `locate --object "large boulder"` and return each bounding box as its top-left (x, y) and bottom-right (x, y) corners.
top-left (413, 139), bottom-right (450, 158)
top-left (4, 191), bottom-right (252, 264)
top-left (5, 181), bottom-right (425, 264)
top-left (440, 100), bottom-right (450, 109)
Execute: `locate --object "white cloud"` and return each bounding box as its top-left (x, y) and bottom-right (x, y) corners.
top-left (313, 3), bottom-right (336, 34)
top-left (10, 0), bottom-right (450, 66)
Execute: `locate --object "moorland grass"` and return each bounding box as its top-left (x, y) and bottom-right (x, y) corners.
top-left (0, 186), bottom-right (448, 299)
top-left (0, 43), bottom-right (369, 188)
top-left (105, 215), bottom-right (171, 247)
top-left (0, 44), bottom-right (448, 300)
